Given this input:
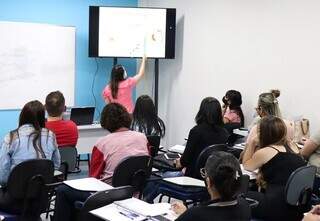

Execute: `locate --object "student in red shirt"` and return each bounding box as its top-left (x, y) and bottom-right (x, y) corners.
top-left (45, 91), bottom-right (78, 147)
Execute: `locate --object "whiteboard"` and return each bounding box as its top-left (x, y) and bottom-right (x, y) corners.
top-left (0, 21), bottom-right (75, 110)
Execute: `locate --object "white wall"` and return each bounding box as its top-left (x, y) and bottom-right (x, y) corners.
top-left (138, 0), bottom-right (320, 147)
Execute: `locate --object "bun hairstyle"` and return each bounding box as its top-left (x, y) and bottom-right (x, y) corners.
top-left (270, 89), bottom-right (280, 98)
top-left (258, 90), bottom-right (282, 117)
top-left (205, 151), bottom-right (241, 200)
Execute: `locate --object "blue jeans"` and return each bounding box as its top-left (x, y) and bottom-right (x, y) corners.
top-left (143, 171), bottom-right (183, 203)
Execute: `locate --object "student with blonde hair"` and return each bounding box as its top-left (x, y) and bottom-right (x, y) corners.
top-left (242, 90), bottom-right (294, 160)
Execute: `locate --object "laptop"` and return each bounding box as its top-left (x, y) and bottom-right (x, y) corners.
top-left (70, 107), bottom-right (95, 125)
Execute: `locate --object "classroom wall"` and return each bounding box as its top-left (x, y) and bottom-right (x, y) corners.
top-left (0, 0), bottom-right (138, 139)
top-left (138, 0), bottom-right (320, 147)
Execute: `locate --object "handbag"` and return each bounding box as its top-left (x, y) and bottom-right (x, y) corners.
top-left (294, 118), bottom-right (310, 143)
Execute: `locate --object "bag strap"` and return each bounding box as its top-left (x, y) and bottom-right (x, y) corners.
top-left (300, 120), bottom-right (310, 135)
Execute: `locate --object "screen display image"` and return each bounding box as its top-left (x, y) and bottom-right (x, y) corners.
top-left (89, 6), bottom-right (176, 59)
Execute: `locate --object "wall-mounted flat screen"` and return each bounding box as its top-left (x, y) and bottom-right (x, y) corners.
top-left (89, 6), bottom-right (176, 59)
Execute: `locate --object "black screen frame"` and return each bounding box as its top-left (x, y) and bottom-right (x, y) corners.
top-left (88, 6), bottom-right (176, 59)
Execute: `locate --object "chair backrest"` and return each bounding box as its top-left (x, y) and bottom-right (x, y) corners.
top-left (223, 123), bottom-right (242, 146)
top-left (285, 165), bottom-right (317, 206)
top-left (78, 186), bottom-right (134, 221)
top-left (58, 146), bottom-right (78, 172)
top-left (112, 155), bottom-right (152, 193)
top-left (193, 144), bottom-right (229, 179)
top-left (7, 159), bottom-right (54, 199)
top-left (147, 135), bottom-right (161, 157)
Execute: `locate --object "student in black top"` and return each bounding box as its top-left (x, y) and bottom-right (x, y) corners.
top-left (172, 151), bottom-right (251, 221)
top-left (175, 97), bottom-right (229, 178)
top-left (131, 95), bottom-right (165, 137)
top-left (243, 116), bottom-right (306, 221)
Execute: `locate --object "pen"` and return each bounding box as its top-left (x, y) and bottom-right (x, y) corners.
top-left (119, 211), bottom-right (134, 220)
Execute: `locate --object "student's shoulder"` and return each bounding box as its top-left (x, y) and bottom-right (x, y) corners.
top-left (64, 120), bottom-right (78, 128)
top-left (127, 130), bottom-right (147, 140)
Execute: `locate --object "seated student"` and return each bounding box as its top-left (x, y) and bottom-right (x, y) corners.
top-left (53, 103), bottom-right (149, 221)
top-left (131, 95), bottom-right (165, 137)
top-left (247, 89), bottom-right (280, 130)
top-left (0, 100), bottom-right (60, 214)
top-left (175, 97), bottom-right (229, 178)
top-left (172, 151), bottom-right (251, 221)
top-left (243, 116), bottom-right (306, 221)
top-left (242, 90), bottom-right (294, 159)
top-left (222, 90), bottom-right (244, 126)
top-left (301, 130), bottom-right (320, 193)
top-left (45, 91), bottom-right (78, 147)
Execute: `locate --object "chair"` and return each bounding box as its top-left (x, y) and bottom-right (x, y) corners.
top-left (76, 186), bottom-right (134, 221)
top-left (157, 144), bottom-right (229, 204)
top-left (0, 159), bottom-right (54, 221)
top-left (223, 123), bottom-right (242, 146)
top-left (147, 135), bottom-right (161, 157)
top-left (112, 155), bottom-right (152, 198)
top-left (59, 146), bottom-right (81, 173)
top-left (285, 165), bottom-right (317, 207)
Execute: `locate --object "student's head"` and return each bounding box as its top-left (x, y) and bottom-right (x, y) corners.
top-left (223, 90), bottom-right (244, 126)
top-left (132, 95), bottom-right (165, 137)
top-left (110, 65), bottom-right (127, 99)
top-left (11, 100), bottom-right (47, 156)
top-left (256, 90), bottom-right (281, 118)
top-left (45, 91), bottom-right (66, 117)
top-left (223, 90), bottom-right (242, 107)
top-left (19, 100), bottom-right (46, 129)
top-left (133, 95), bottom-right (157, 118)
top-left (100, 103), bottom-right (131, 132)
top-left (259, 116), bottom-right (287, 148)
top-left (201, 151), bottom-right (241, 200)
top-left (195, 97), bottom-right (223, 126)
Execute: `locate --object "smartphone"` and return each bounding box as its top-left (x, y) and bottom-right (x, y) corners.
top-left (164, 153), bottom-right (181, 160)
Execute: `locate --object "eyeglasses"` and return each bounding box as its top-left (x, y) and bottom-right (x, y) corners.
top-left (200, 168), bottom-right (207, 179)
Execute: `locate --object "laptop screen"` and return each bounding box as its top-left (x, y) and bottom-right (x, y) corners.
top-left (70, 107), bottom-right (95, 125)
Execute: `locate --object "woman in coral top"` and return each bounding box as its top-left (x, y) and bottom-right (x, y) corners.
top-left (102, 56), bottom-right (147, 113)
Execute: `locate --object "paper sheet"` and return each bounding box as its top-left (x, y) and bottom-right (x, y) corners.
top-left (168, 145), bottom-right (185, 154)
top-left (115, 198), bottom-right (171, 217)
top-left (63, 177), bottom-right (113, 192)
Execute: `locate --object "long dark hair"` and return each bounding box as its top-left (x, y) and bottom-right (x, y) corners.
top-left (110, 65), bottom-right (126, 99)
top-left (131, 95), bottom-right (165, 137)
top-left (10, 100), bottom-right (47, 158)
top-left (224, 90), bottom-right (244, 126)
top-left (195, 97), bottom-right (223, 128)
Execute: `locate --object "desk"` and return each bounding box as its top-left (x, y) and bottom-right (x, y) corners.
top-left (77, 124), bottom-right (108, 154)
top-left (163, 176), bottom-right (206, 187)
top-left (233, 129), bottom-right (249, 137)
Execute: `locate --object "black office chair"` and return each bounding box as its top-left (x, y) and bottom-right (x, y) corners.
top-left (0, 159), bottom-right (54, 221)
top-left (285, 165), bottom-right (316, 207)
top-left (112, 155), bottom-right (152, 198)
top-left (147, 135), bottom-right (161, 157)
top-left (59, 146), bottom-right (81, 173)
top-left (158, 144), bottom-right (229, 204)
top-left (75, 186), bottom-right (134, 221)
top-left (224, 122), bottom-right (243, 146)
